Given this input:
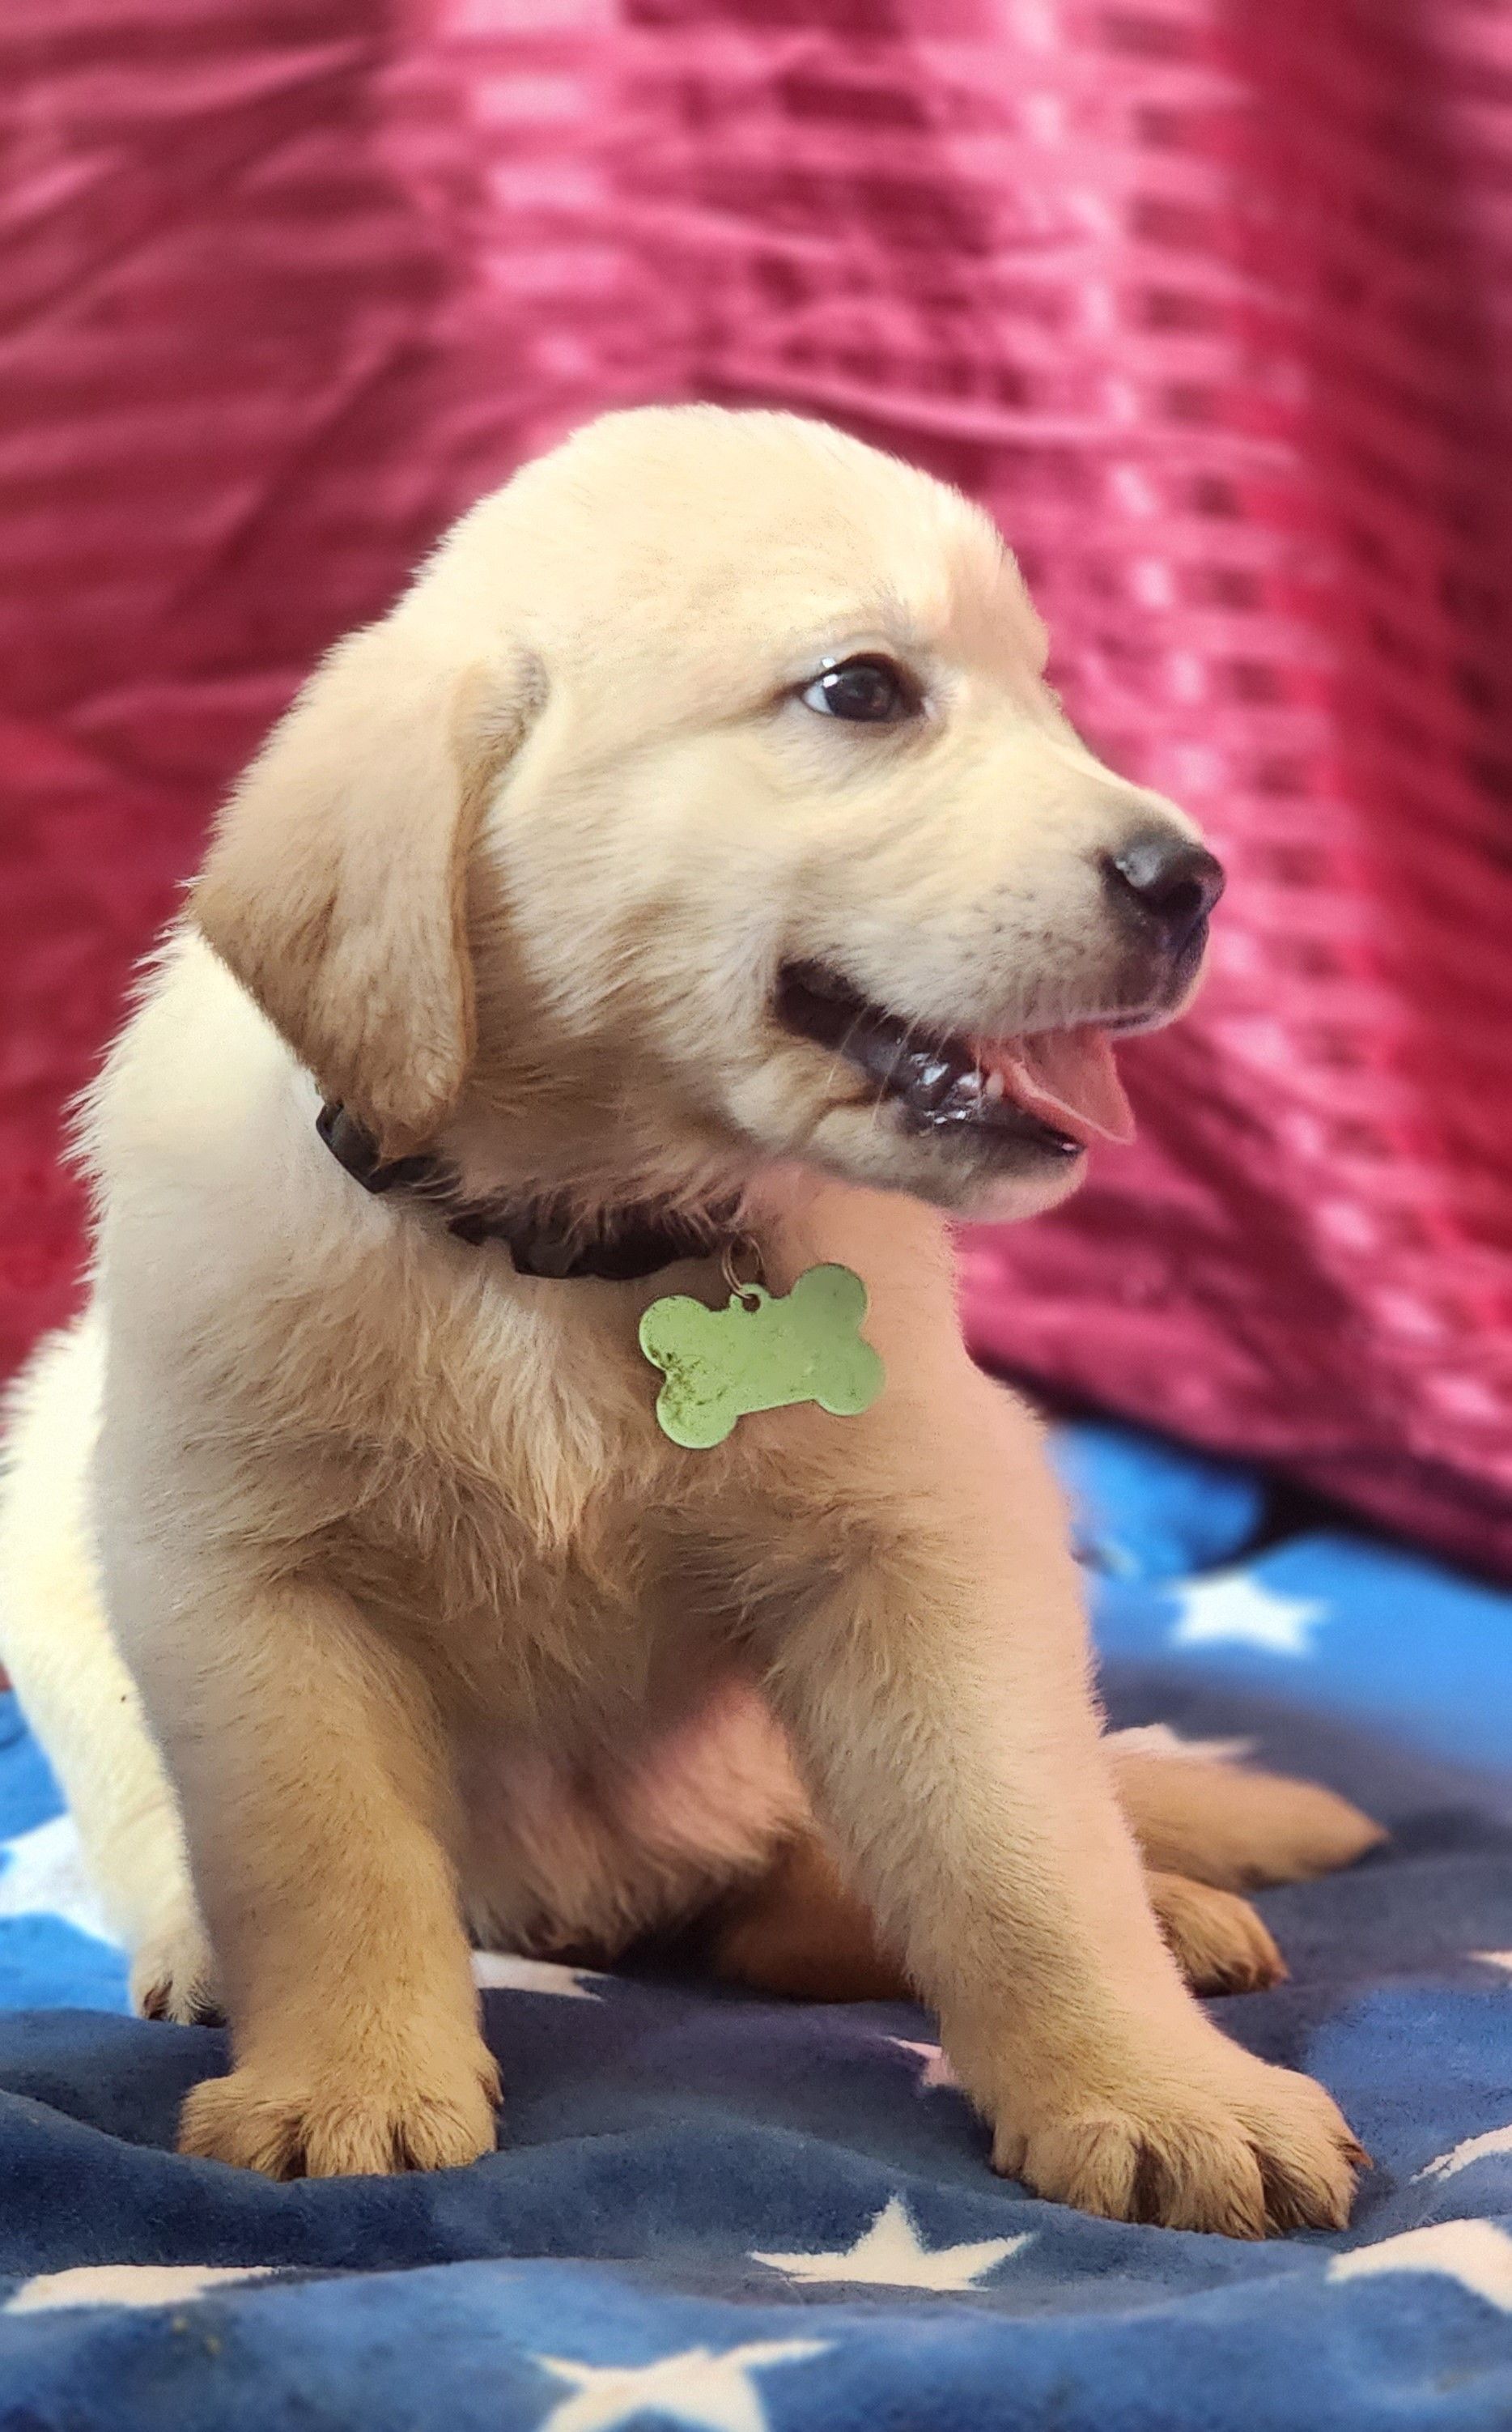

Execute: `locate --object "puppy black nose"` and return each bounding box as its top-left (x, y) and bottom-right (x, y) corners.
top-left (1102, 831), bottom-right (1225, 959)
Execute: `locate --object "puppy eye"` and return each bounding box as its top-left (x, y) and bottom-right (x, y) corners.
top-left (799, 654), bottom-right (916, 724)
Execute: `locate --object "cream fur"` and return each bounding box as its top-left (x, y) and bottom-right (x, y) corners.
top-left (0, 407), bottom-right (1378, 2230)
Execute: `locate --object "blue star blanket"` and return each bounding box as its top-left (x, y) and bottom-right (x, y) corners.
top-left (2, 1422), bottom-right (1510, 2430)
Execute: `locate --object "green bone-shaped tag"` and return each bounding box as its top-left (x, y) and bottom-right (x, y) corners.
top-left (639, 1263), bottom-right (886, 1450)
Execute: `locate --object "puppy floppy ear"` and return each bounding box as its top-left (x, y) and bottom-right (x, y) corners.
top-left (193, 617), bottom-right (528, 1158)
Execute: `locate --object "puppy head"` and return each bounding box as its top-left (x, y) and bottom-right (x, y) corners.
top-left (195, 407), bottom-right (1221, 1221)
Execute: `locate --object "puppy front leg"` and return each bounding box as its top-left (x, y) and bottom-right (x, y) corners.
top-left (128, 1570), bottom-right (496, 2179)
top-left (759, 1452), bottom-right (1361, 2234)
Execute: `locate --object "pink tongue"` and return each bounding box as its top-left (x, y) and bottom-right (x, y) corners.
top-left (976, 1026), bottom-right (1136, 1147)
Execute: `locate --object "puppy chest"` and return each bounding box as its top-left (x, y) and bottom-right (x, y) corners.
top-left (325, 1451), bottom-right (723, 1708)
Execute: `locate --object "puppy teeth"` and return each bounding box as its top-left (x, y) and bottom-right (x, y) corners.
top-left (982, 1069), bottom-right (1005, 1101)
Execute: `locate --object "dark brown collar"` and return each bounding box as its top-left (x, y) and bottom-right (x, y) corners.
top-left (316, 1103), bottom-right (732, 1282)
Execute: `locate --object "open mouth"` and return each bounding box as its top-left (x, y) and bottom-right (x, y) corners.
top-left (775, 963), bottom-right (1139, 1160)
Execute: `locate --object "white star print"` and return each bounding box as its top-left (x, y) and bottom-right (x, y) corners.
top-left (1329, 2221), bottom-right (1512, 2311)
top-left (0, 1816), bottom-right (115, 1945)
top-left (1170, 1570), bottom-right (1326, 1657)
top-left (532, 2338), bottom-right (828, 2432)
top-left (752, 2194), bottom-right (1029, 2290)
top-left (470, 1952), bottom-right (604, 2000)
top-left (6, 2264), bottom-right (271, 2315)
top-left (886, 2037), bottom-right (959, 2092)
top-left (1415, 2122), bottom-right (1512, 2183)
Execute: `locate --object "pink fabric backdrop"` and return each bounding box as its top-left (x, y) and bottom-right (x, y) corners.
top-left (2, 0), bottom-right (1510, 1567)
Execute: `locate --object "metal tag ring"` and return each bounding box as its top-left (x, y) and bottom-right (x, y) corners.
top-left (719, 1232), bottom-right (767, 1309)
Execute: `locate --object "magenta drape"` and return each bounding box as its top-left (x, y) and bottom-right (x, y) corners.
top-left (3, 0), bottom-right (1509, 1566)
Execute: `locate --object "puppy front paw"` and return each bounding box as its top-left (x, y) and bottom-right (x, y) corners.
top-left (179, 2036), bottom-right (500, 2179)
top-left (987, 2040), bottom-right (1365, 2237)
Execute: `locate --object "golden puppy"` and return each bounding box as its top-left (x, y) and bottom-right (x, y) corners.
top-left (0, 408), bottom-right (1380, 2230)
